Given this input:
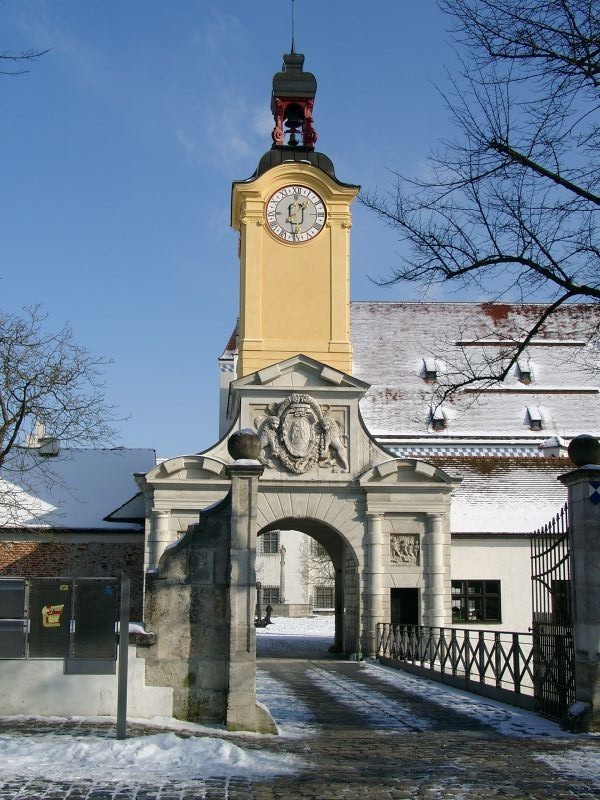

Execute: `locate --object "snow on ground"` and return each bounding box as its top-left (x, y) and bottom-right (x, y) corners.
top-left (0, 732), bottom-right (302, 784)
top-left (257, 615), bottom-right (335, 637)
top-left (362, 662), bottom-right (600, 786)
top-left (307, 665), bottom-right (431, 732)
top-left (256, 669), bottom-right (317, 738)
top-left (536, 747), bottom-right (600, 784)
top-left (2, 615), bottom-right (598, 786)
top-left (256, 614), bottom-right (334, 657)
top-left (361, 661), bottom-right (577, 740)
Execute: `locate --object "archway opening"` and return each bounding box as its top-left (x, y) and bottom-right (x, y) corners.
top-left (255, 517), bottom-right (359, 659)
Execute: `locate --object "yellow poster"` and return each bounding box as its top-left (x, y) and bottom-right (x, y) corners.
top-left (41, 604), bottom-right (65, 628)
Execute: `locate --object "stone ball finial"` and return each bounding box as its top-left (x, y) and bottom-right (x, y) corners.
top-left (567, 434), bottom-right (600, 467)
top-left (228, 429), bottom-right (261, 461)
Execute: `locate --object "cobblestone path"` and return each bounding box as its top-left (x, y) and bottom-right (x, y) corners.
top-left (0, 659), bottom-right (598, 799)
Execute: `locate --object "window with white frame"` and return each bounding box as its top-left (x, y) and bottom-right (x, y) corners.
top-left (260, 531), bottom-right (280, 554)
top-left (451, 580), bottom-right (501, 623)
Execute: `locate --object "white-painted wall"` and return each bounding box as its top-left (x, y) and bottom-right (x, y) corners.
top-left (256, 530), bottom-right (329, 607)
top-left (451, 538), bottom-right (533, 632)
top-left (0, 646), bottom-right (172, 718)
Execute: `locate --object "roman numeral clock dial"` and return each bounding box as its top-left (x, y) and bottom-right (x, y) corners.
top-left (266, 185), bottom-right (326, 243)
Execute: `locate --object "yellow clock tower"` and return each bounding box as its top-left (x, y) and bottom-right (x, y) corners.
top-left (231, 51), bottom-right (359, 377)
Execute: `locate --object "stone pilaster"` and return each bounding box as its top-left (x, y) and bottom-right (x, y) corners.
top-left (366, 513), bottom-right (385, 656)
top-left (425, 513), bottom-right (445, 627)
top-left (147, 509), bottom-right (170, 570)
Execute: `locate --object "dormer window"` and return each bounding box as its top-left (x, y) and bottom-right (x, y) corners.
top-left (517, 358), bottom-right (532, 384)
top-left (527, 406), bottom-right (543, 431)
top-left (430, 406), bottom-right (446, 431)
top-left (423, 358), bottom-right (438, 381)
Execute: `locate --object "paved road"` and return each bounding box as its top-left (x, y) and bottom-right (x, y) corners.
top-left (0, 659), bottom-right (598, 799)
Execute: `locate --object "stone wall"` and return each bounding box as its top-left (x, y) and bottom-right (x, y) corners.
top-left (142, 500), bottom-right (231, 722)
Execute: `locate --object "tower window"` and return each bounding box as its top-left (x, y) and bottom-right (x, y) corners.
top-left (261, 532), bottom-right (280, 554)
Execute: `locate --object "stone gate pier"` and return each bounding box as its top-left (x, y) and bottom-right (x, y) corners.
top-left (560, 435), bottom-right (600, 731)
top-left (141, 434), bottom-right (276, 733)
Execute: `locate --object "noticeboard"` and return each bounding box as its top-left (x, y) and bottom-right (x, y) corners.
top-left (28, 579), bottom-right (73, 658)
top-left (0, 577), bottom-right (122, 664)
top-left (72, 579), bottom-right (118, 659)
top-left (0, 579), bottom-right (26, 620)
top-left (0, 620), bottom-right (26, 658)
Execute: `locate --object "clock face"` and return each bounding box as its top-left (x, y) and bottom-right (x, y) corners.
top-left (266, 185), bottom-right (326, 243)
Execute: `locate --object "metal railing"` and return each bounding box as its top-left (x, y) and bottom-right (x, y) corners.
top-left (377, 623), bottom-right (535, 696)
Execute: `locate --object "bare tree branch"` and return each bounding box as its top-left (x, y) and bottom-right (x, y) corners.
top-left (0, 49), bottom-right (50, 76)
top-left (0, 307), bottom-right (120, 524)
top-left (361, 0), bottom-right (600, 404)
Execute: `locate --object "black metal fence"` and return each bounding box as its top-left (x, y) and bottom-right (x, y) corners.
top-left (377, 624), bottom-right (535, 700)
top-left (530, 503), bottom-right (575, 718)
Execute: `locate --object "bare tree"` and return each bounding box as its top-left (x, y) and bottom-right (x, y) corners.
top-left (362, 1), bottom-right (600, 408)
top-left (299, 538), bottom-right (335, 606)
top-left (0, 306), bottom-right (118, 523)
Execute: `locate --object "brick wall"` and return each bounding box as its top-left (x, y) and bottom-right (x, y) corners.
top-left (0, 538), bottom-right (145, 619)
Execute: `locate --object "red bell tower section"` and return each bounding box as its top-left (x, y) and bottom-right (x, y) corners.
top-left (271, 52), bottom-right (318, 150)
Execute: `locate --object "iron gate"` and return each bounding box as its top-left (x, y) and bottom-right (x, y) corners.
top-left (530, 503), bottom-right (575, 719)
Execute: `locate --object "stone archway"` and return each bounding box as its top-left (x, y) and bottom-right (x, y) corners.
top-left (134, 356), bottom-right (460, 729)
top-left (258, 516), bottom-right (361, 656)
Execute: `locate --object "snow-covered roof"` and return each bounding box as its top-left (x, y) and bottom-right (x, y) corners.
top-left (426, 456), bottom-right (569, 534)
top-left (0, 447), bottom-right (156, 530)
top-left (351, 301), bottom-right (600, 442)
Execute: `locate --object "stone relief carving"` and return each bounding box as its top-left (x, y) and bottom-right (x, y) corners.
top-left (390, 535), bottom-right (420, 566)
top-left (254, 393), bottom-right (348, 474)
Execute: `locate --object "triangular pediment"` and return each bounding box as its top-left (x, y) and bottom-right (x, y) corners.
top-left (230, 354), bottom-right (370, 391)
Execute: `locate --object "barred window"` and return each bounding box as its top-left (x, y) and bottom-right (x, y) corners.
top-left (262, 586), bottom-right (280, 605)
top-left (451, 580), bottom-right (501, 623)
top-left (314, 586), bottom-right (334, 608)
top-left (260, 532), bottom-right (279, 554)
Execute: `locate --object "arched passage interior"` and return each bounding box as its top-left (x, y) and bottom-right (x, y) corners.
top-left (257, 517), bottom-right (360, 656)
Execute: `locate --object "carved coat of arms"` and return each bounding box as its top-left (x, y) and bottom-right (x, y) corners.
top-left (254, 393), bottom-right (348, 474)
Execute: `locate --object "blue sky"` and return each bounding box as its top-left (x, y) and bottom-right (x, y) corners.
top-left (1, 1), bottom-right (457, 457)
